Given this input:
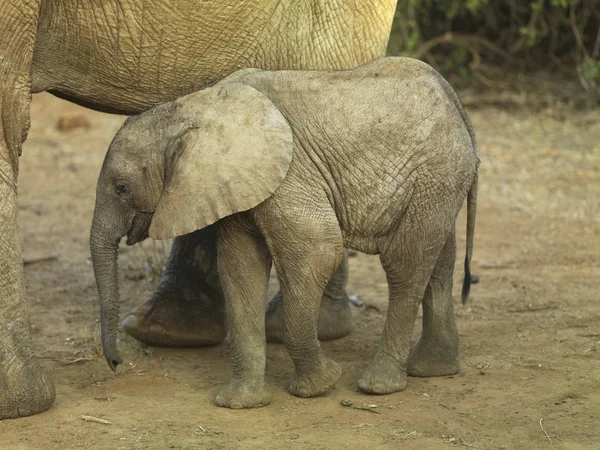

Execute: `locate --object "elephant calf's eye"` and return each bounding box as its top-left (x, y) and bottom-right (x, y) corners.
top-left (115, 181), bottom-right (129, 196)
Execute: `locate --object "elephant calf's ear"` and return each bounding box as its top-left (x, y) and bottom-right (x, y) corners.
top-left (148, 83), bottom-right (294, 240)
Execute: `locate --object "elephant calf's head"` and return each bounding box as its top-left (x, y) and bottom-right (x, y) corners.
top-left (90, 80), bottom-right (294, 371)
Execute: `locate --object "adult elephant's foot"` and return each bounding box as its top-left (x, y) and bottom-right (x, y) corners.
top-left (265, 252), bottom-right (353, 343)
top-left (122, 227), bottom-right (227, 347)
top-left (358, 354), bottom-right (408, 395)
top-left (407, 339), bottom-right (459, 377)
top-left (0, 360), bottom-right (55, 419)
top-left (265, 292), bottom-right (353, 343)
top-left (122, 286), bottom-right (226, 347)
top-left (214, 378), bottom-right (270, 409)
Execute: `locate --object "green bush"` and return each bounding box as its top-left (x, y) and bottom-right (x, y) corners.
top-left (388, 0), bottom-right (600, 101)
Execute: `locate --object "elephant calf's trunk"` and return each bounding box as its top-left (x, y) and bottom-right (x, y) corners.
top-left (90, 229), bottom-right (123, 371)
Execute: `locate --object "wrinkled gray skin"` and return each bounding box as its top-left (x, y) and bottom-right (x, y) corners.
top-left (91, 57), bottom-right (479, 409)
top-left (0, 0), bottom-right (397, 418)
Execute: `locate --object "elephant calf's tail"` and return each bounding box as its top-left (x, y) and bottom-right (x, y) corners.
top-left (428, 64), bottom-right (479, 304)
top-left (461, 171), bottom-right (478, 305)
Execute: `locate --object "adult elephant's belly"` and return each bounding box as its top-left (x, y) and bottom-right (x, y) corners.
top-left (29, 0), bottom-right (271, 114)
top-left (29, 0), bottom-right (396, 115)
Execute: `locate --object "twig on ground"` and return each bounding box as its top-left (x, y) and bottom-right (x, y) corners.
top-left (351, 405), bottom-right (381, 414)
top-left (341, 399), bottom-right (382, 414)
top-left (23, 254), bottom-right (58, 266)
top-left (539, 418), bottom-right (552, 444)
top-left (508, 306), bottom-right (558, 313)
top-left (81, 415), bottom-right (111, 425)
top-left (444, 435), bottom-right (476, 447)
top-left (62, 357), bottom-right (94, 365)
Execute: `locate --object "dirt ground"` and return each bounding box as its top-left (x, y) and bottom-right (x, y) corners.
top-left (1, 91), bottom-right (599, 449)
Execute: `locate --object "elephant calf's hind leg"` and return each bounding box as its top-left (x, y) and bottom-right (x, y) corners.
top-left (408, 231), bottom-right (460, 377)
top-left (358, 230), bottom-right (444, 395)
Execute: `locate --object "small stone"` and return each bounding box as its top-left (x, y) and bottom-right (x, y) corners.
top-left (349, 295), bottom-right (363, 307)
top-left (341, 399), bottom-right (353, 407)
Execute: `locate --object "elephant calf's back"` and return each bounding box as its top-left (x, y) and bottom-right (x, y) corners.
top-left (263, 59), bottom-right (477, 254)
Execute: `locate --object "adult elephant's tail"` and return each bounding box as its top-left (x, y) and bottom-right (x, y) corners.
top-left (461, 172), bottom-right (478, 305)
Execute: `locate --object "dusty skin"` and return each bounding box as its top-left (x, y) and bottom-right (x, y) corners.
top-left (1, 93), bottom-right (599, 448)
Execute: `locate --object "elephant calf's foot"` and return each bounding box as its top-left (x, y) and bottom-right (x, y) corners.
top-left (214, 379), bottom-right (270, 409)
top-left (407, 339), bottom-right (459, 377)
top-left (358, 355), bottom-right (407, 395)
top-left (288, 357), bottom-right (341, 398)
top-left (0, 361), bottom-right (55, 419)
top-left (266, 292), bottom-right (354, 343)
top-left (123, 286), bottom-right (226, 347)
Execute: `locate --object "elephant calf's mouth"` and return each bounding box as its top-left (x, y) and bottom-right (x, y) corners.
top-left (126, 213), bottom-right (153, 245)
top-left (126, 229), bottom-right (149, 246)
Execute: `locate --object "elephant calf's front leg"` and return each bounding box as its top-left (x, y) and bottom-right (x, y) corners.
top-left (261, 205), bottom-right (343, 398)
top-left (214, 218), bottom-right (271, 409)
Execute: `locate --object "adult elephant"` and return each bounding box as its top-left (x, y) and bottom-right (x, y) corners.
top-left (0, 0), bottom-right (398, 418)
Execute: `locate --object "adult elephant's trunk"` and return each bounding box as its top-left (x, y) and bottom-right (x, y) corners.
top-left (90, 216), bottom-right (123, 371)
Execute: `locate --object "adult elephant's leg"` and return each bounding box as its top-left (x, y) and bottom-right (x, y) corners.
top-left (0, 160), bottom-right (55, 419)
top-left (122, 225), bottom-right (227, 347)
top-left (0, 0), bottom-right (55, 419)
top-left (265, 251), bottom-right (353, 343)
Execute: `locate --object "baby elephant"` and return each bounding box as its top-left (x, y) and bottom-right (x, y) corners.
top-left (90, 57), bottom-right (479, 409)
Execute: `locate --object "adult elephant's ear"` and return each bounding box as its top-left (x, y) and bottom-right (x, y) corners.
top-left (148, 83), bottom-right (294, 240)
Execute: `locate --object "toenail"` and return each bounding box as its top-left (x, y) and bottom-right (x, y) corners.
top-left (373, 383), bottom-right (384, 392)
